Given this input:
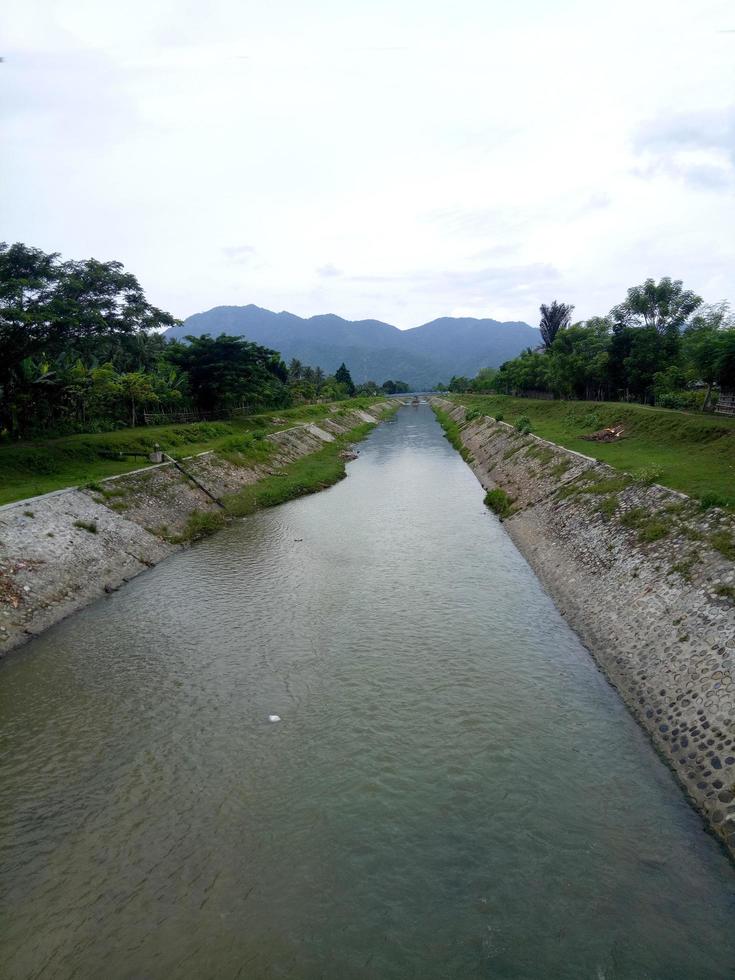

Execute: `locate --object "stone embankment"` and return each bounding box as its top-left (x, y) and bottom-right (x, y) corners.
top-left (0, 404), bottom-right (392, 656)
top-left (432, 398), bottom-right (735, 856)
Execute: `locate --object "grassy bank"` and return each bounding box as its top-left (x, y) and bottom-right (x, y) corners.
top-left (432, 405), bottom-right (474, 464)
top-left (0, 400), bottom-right (381, 506)
top-left (449, 395), bottom-right (735, 507)
top-left (224, 422), bottom-right (375, 517)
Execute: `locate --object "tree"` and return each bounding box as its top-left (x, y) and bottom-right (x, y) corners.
top-left (287, 358), bottom-right (304, 382)
top-left (118, 371), bottom-right (158, 427)
top-left (683, 304), bottom-right (735, 409)
top-left (539, 300), bottom-right (574, 350)
top-left (610, 277), bottom-right (702, 335)
top-left (468, 367), bottom-right (497, 392)
top-left (547, 320), bottom-right (610, 399)
top-left (0, 242), bottom-right (178, 435)
top-left (166, 334), bottom-right (290, 413)
top-left (381, 379), bottom-right (410, 394)
top-left (334, 362), bottom-right (355, 395)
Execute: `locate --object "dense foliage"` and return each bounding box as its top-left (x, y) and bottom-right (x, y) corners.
top-left (464, 280), bottom-right (735, 409)
top-left (0, 243), bottom-right (367, 438)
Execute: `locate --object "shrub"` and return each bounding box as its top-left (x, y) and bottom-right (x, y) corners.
top-left (710, 531), bottom-right (735, 561)
top-left (180, 509), bottom-right (226, 542)
top-left (638, 521), bottom-right (669, 543)
top-left (582, 412), bottom-right (601, 429)
top-left (700, 492), bottom-right (728, 511)
top-left (494, 413), bottom-right (504, 422)
top-left (598, 495), bottom-right (618, 519)
top-left (632, 466), bottom-right (663, 486)
top-left (484, 488), bottom-right (514, 518)
top-left (515, 415), bottom-right (533, 434)
top-left (656, 390), bottom-right (709, 412)
top-left (73, 519), bottom-right (98, 534)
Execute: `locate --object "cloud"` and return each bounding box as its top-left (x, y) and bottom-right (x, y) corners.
top-left (348, 262), bottom-right (560, 299)
top-left (427, 193), bottom-right (612, 238)
top-left (316, 263), bottom-right (343, 277)
top-left (222, 245), bottom-right (257, 261)
top-left (632, 107), bottom-right (735, 188)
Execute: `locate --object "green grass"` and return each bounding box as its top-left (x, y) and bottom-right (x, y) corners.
top-left (598, 495), bottom-right (619, 519)
top-left (224, 423), bottom-right (375, 516)
top-left (432, 405), bottom-right (475, 464)
top-left (0, 399), bottom-right (382, 506)
top-left (619, 506), bottom-right (670, 544)
top-left (73, 519), bottom-right (98, 534)
top-left (484, 488), bottom-right (514, 519)
top-left (176, 509), bottom-right (227, 542)
top-left (451, 394), bottom-right (735, 507)
top-left (710, 530), bottom-right (735, 561)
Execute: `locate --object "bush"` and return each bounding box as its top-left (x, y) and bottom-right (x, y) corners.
top-left (656, 390), bottom-right (711, 412)
top-left (180, 509), bottom-right (226, 541)
top-left (632, 466), bottom-right (663, 485)
top-left (484, 488), bottom-right (514, 518)
top-left (494, 413), bottom-right (504, 422)
top-left (73, 519), bottom-right (98, 534)
top-left (700, 492), bottom-right (728, 511)
top-left (582, 412), bottom-right (601, 429)
top-left (515, 415), bottom-right (533, 434)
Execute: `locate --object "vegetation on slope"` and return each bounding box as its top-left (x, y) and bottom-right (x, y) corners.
top-left (0, 399), bottom-right (382, 505)
top-left (450, 394), bottom-right (735, 507)
top-left (224, 423), bottom-right (375, 517)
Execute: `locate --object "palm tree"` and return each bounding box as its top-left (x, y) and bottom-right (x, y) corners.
top-left (539, 300), bottom-right (574, 350)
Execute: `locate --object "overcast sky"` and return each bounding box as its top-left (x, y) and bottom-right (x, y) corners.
top-left (3, 0), bottom-right (734, 328)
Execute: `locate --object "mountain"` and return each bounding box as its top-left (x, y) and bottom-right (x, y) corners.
top-left (166, 304), bottom-right (540, 389)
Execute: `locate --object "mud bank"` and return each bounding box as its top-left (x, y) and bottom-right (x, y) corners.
top-left (0, 404), bottom-right (393, 656)
top-left (432, 398), bottom-right (735, 856)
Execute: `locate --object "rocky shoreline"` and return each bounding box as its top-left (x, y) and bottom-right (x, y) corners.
top-left (431, 397), bottom-right (735, 858)
top-left (0, 403), bottom-right (393, 657)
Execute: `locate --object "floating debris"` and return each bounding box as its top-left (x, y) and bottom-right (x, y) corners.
top-left (268, 714), bottom-right (281, 723)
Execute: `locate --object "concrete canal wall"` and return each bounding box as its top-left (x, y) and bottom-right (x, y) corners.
top-left (0, 404), bottom-right (393, 657)
top-left (431, 398), bottom-right (735, 857)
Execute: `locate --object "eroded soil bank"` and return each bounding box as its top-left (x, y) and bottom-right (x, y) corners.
top-left (432, 397), bottom-right (735, 857)
top-left (0, 403), bottom-right (393, 656)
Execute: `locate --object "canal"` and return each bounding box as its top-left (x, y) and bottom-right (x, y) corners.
top-left (1, 404), bottom-right (734, 978)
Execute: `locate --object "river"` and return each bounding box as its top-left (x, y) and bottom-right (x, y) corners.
top-left (1, 403), bottom-right (734, 979)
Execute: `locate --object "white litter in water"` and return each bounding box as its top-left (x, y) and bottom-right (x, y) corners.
top-left (268, 714), bottom-right (281, 723)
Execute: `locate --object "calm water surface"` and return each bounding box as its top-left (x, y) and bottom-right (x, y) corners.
top-left (1, 404), bottom-right (734, 979)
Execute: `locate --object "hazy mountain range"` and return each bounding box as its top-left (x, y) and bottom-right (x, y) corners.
top-left (168, 305), bottom-right (540, 389)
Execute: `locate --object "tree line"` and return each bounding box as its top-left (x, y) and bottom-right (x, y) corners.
top-left (452, 280), bottom-right (735, 410)
top-left (0, 243), bottom-right (392, 439)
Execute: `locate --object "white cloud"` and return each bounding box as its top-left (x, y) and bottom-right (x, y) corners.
top-left (1, 0), bottom-right (734, 328)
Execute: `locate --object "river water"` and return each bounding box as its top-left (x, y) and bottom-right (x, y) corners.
top-left (1, 404), bottom-right (734, 979)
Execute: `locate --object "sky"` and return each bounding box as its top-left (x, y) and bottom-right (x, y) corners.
top-left (2, 0), bottom-right (734, 328)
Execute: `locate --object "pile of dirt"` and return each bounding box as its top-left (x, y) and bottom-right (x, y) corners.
top-left (582, 424), bottom-right (625, 443)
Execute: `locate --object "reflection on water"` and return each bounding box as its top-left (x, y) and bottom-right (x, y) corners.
top-left (1, 404), bottom-right (734, 979)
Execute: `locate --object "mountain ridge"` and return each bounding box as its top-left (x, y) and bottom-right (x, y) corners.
top-left (167, 305), bottom-right (540, 388)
